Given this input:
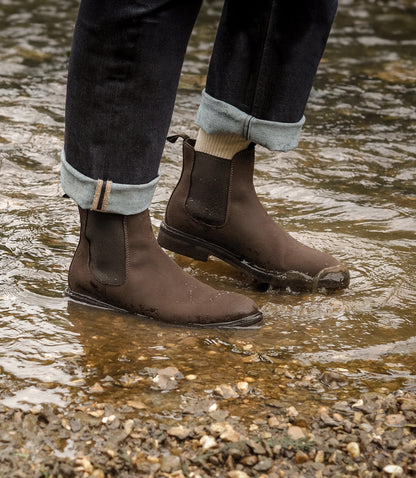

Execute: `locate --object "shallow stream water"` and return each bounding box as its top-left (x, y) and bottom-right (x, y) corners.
top-left (0, 0), bottom-right (415, 418)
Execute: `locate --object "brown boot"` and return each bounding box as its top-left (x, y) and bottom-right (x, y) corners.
top-left (67, 207), bottom-right (262, 327)
top-left (158, 137), bottom-right (350, 292)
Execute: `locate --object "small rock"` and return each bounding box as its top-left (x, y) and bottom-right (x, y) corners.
top-left (359, 422), bottom-right (374, 433)
top-left (319, 412), bottom-right (339, 427)
top-left (383, 465), bottom-right (404, 476)
top-left (167, 426), bottom-right (191, 440)
top-left (210, 422), bottom-right (241, 442)
top-left (221, 426), bottom-right (242, 443)
top-left (185, 374), bottom-right (197, 381)
top-left (210, 422), bottom-right (227, 435)
top-left (61, 418), bottom-right (71, 431)
top-left (353, 411), bottom-right (363, 423)
top-left (126, 400), bottom-right (146, 410)
top-left (314, 450), bottom-right (325, 463)
top-left (400, 398), bottom-right (416, 412)
top-left (286, 406), bottom-right (299, 417)
top-left (242, 344), bottom-right (253, 350)
top-left (90, 382), bottom-right (104, 394)
top-left (147, 455), bottom-right (160, 464)
top-left (254, 457), bottom-right (274, 472)
top-left (215, 384), bottom-right (239, 399)
top-left (247, 439), bottom-right (266, 455)
top-left (200, 435), bottom-right (217, 450)
top-left (118, 374), bottom-right (142, 387)
top-left (183, 399), bottom-right (217, 416)
top-left (91, 470), bottom-right (105, 478)
top-left (161, 454), bottom-right (181, 473)
top-left (385, 414), bottom-right (406, 426)
top-left (227, 471), bottom-right (250, 478)
top-left (208, 402), bottom-right (219, 413)
top-left (242, 353), bottom-right (260, 363)
top-left (402, 438), bottom-right (416, 453)
top-left (237, 381), bottom-right (249, 393)
top-left (76, 457), bottom-right (93, 474)
top-left (57, 463), bottom-right (76, 478)
top-left (124, 419), bottom-right (134, 436)
top-left (346, 441), bottom-right (360, 459)
top-left (273, 445), bottom-right (282, 456)
top-left (287, 426), bottom-right (306, 440)
top-left (88, 410), bottom-right (105, 418)
top-left (152, 374), bottom-right (177, 390)
top-left (151, 366), bottom-right (184, 390)
top-left (170, 471), bottom-right (185, 478)
top-left (102, 415), bottom-right (116, 425)
top-left (158, 366), bottom-right (183, 379)
top-left (343, 419), bottom-right (353, 433)
top-left (328, 450), bottom-right (340, 464)
top-left (320, 371), bottom-right (345, 387)
top-left (268, 416), bottom-right (280, 428)
top-left (295, 450), bottom-right (309, 464)
top-left (70, 418), bottom-right (82, 433)
top-left (241, 455), bottom-right (258, 466)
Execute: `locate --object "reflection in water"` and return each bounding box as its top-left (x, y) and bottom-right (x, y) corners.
top-left (0, 0), bottom-right (415, 413)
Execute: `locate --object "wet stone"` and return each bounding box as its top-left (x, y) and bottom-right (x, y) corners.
top-left (200, 435), bottom-right (217, 450)
top-left (240, 455), bottom-right (258, 466)
top-left (70, 418), bottom-right (82, 433)
top-left (161, 453), bottom-right (181, 472)
top-left (227, 471), bottom-right (250, 478)
top-left (247, 439), bottom-right (266, 455)
top-left (383, 464), bottom-right (404, 476)
top-left (385, 414), bottom-right (406, 426)
top-left (346, 441), bottom-right (360, 459)
top-left (254, 457), bottom-right (274, 472)
top-left (295, 450), bottom-right (309, 464)
top-left (215, 384), bottom-right (239, 399)
top-left (287, 426), bottom-right (306, 440)
top-left (167, 426), bottom-right (192, 440)
top-left (400, 398), bottom-right (416, 412)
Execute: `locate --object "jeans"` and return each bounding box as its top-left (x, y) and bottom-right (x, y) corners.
top-left (62, 0), bottom-right (337, 214)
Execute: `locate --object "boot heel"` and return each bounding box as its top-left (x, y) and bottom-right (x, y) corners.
top-left (158, 223), bottom-right (210, 262)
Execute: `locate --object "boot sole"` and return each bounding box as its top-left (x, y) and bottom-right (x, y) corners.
top-left (158, 222), bottom-right (350, 292)
top-left (65, 288), bottom-right (263, 329)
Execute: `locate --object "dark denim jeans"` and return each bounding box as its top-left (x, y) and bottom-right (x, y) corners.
top-left (62, 0), bottom-right (337, 214)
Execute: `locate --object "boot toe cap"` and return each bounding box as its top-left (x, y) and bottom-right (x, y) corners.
top-left (202, 292), bottom-right (263, 328)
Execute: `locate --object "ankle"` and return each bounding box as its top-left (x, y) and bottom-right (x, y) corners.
top-left (194, 129), bottom-right (251, 160)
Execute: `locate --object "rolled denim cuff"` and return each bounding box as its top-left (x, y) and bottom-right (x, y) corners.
top-left (196, 90), bottom-right (305, 152)
top-left (60, 151), bottom-right (159, 215)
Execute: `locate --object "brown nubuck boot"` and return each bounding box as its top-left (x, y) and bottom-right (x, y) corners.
top-left (158, 136), bottom-right (350, 292)
top-left (67, 207), bottom-right (263, 327)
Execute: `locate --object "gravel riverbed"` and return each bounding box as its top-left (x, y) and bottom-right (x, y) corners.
top-left (1, 388), bottom-right (415, 478)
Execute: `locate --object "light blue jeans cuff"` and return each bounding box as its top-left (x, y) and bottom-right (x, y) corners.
top-left (61, 151), bottom-right (160, 215)
top-left (196, 90), bottom-right (305, 152)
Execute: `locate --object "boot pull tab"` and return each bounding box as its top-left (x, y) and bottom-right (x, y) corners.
top-left (167, 133), bottom-right (189, 144)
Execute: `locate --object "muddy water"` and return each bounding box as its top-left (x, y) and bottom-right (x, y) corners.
top-left (0, 0), bottom-right (415, 417)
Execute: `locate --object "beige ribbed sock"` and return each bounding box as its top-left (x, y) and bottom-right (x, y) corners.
top-left (194, 129), bottom-right (251, 160)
